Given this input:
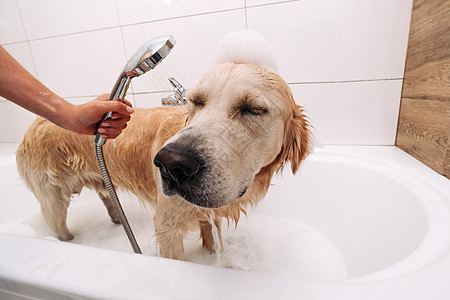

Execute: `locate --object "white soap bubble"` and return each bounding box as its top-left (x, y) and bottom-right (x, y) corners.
top-left (214, 29), bottom-right (279, 73)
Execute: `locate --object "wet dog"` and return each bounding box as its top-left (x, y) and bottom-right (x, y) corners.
top-left (16, 62), bottom-right (311, 259)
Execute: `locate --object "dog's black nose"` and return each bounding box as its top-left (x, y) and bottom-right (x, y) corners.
top-left (154, 145), bottom-right (201, 185)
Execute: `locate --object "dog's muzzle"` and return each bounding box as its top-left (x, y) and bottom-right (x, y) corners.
top-left (154, 131), bottom-right (250, 208)
top-left (154, 144), bottom-right (201, 186)
top-left (154, 142), bottom-right (216, 207)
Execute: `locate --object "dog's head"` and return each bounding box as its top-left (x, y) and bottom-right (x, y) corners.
top-left (154, 62), bottom-right (311, 208)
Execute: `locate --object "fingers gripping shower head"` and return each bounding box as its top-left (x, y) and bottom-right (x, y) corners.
top-left (95, 35), bottom-right (176, 146)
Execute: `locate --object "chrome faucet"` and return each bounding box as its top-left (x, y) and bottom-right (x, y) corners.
top-left (161, 77), bottom-right (187, 106)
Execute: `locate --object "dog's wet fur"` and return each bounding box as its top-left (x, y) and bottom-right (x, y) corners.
top-left (16, 63), bottom-right (311, 259)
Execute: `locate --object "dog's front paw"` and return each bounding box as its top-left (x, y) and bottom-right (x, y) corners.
top-left (200, 219), bottom-right (223, 253)
top-left (110, 216), bottom-right (121, 224)
top-left (58, 232), bottom-right (74, 241)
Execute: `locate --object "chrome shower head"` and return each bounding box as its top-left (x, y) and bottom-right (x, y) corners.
top-left (95, 35), bottom-right (176, 146)
top-left (121, 35), bottom-right (176, 81)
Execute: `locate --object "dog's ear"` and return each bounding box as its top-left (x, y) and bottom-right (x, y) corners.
top-left (279, 102), bottom-right (312, 174)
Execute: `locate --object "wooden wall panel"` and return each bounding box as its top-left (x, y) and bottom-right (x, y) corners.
top-left (396, 0), bottom-right (450, 178)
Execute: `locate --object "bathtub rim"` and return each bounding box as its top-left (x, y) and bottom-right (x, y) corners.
top-left (1, 230), bottom-right (450, 300)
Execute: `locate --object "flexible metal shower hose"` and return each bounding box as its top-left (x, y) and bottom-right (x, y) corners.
top-left (95, 144), bottom-right (142, 254)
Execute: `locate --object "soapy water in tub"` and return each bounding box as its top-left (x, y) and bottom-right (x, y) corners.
top-left (0, 187), bottom-right (347, 282)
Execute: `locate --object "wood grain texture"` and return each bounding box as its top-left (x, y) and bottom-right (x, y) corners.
top-left (396, 0), bottom-right (450, 178)
top-left (445, 129), bottom-right (450, 177)
top-left (397, 98), bottom-right (449, 173)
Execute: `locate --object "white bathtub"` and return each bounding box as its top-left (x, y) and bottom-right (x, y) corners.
top-left (0, 145), bottom-right (449, 299)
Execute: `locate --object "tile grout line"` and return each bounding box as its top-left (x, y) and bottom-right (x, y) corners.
top-left (245, 0), bottom-right (302, 10)
top-left (1, 78), bottom-right (404, 103)
top-left (14, 0), bottom-right (39, 80)
top-left (114, 0), bottom-right (136, 106)
top-left (288, 78), bottom-right (403, 85)
top-left (244, 0), bottom-right (248, 29)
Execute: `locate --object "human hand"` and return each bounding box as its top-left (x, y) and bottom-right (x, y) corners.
top-left (70, 94), bottom-right (134, 139)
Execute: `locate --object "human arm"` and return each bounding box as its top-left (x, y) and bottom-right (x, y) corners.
top-left (0, 46), bottom-right (134, 139)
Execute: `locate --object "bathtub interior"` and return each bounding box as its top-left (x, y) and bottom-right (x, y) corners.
top-left (0, 145), bottom-right (448, 285)
top-left (262, 152), bottom-right (428, 278)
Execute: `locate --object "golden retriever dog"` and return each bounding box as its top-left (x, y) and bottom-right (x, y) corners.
top-left (16, 62), bottom-right (311, 259)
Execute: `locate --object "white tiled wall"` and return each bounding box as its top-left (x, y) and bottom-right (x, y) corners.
top-left (30, 28), bottom-right (127, 98)
top-left (0, 0), bottom-right (412, 144)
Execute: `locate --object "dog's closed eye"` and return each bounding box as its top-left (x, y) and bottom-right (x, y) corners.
top-left (239, 102), bottom-right (268, 116)
top-left (189, 91), bottom-right (207, 108)
top-left (231, 95), bottom-right (268, 118)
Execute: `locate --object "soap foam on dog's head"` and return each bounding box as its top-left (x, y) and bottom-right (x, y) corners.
top-left (214, 29), bottom-right (279, 73)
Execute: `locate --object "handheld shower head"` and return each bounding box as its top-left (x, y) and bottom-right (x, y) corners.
top-left (95, 35), bottom-right (176, 146)
top-left (94, 35), bottom-right (175, 254)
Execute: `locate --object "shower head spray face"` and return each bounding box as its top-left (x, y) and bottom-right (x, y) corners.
top-left (123, 35), bottom-right (176, 79)
top-left (95, 35), bottom-right (176, 146)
